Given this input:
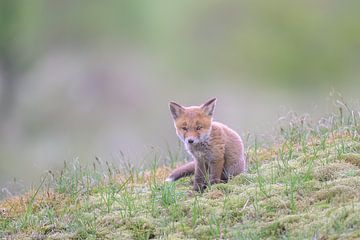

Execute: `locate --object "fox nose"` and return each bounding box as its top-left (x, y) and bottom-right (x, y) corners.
top-left (188, 139), bottom-right (194, 144)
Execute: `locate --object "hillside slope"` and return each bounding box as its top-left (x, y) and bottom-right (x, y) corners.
top-left (1, 107), bottom-right (360, 239)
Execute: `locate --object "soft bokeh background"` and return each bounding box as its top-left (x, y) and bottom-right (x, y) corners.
top-left (1, 0), bottom-right (360, 198)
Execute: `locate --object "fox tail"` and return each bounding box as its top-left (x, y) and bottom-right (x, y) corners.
top-left (165, 161), bottom-right (195, 182)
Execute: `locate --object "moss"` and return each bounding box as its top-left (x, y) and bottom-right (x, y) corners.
top-left (193, 225), bottom-right (212, 240)
top-left (259, 196), bottom-right (290, 214)
top-left (314, 185), bottom-right (358, 202)
top-left (322, 204), bottom-right (360, 239)
top-left (230, 174), bottom-right (254, 185)
top-left (47, 232), bottom-right (76, 239)
top-left (97, 213), bottom-right (125, 229)
top-left (313, 163), bottom-right (358, 182)
top-left (168, 221), bottom-right (193, 238)
top-left (166, 232), bottom-right (191, 240)
top-left (204, 189), bottom-right (224, 200)
top-left (209, 183), bottom-right (235, 194)
top-left (260, 221), bottom-right (288, 238)
top-left (340, 153), bottom-right (360, 167)
top-left (270, 214), bottom-right (303, 237)
top-left (126, 217), bottom-right (156, 239)
top-left (329, 176), bottom-right (360, 189)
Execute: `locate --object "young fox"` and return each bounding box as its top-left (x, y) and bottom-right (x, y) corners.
top-left (166, 98), bottom-right (246, 191)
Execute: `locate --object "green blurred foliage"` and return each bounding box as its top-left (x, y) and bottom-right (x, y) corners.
top-left (1, 0), bottom-right (359, 88)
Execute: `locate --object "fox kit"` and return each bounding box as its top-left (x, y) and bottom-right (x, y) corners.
top-left (166, 98), bottom-right (246, 191)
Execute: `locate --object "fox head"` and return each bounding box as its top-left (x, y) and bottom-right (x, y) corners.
top-left (169, 98), bottom-right (216, 145)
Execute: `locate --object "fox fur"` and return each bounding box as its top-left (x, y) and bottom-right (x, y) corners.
top-left (166, 98), bottom-right (246, 191)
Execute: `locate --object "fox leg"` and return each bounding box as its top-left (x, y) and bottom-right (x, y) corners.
top-left (209, 158), bottom-right (225, 185)
top-left (193, 161), bottom-right (207, 192)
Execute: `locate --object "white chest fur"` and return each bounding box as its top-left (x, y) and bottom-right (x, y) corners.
top-left (185, 142), bottom-right (211, 161)
top-left (191, 150), bottom-right (206, 159)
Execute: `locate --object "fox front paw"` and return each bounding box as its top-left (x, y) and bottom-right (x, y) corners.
top-left (210, 178), bottom-right (221, 185)
top-left (165, 176), bottom-right (175, 182)
top-left (193, 183), bottom-right (207, 192)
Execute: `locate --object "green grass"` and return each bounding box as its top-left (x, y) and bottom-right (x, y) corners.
top-left (1, 95), bottom-right (360, 239)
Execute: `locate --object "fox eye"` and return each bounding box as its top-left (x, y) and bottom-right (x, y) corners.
top-left (196, 126), bottom-right (202, 131)
top-left (182, 127), bottom-right (188, 131)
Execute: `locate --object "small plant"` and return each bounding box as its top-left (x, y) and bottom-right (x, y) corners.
top-left (99, 183), bottom-right (118, 213)
top-left (208, 213), bottom-right (224, 239)
top-left (191, 196), bottom-right (200, 227)
top-left (20, 176), bottom-right (46, 229)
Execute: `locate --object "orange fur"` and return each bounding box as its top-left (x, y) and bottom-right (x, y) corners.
top-left (166, 98), bottom-right (246, 191)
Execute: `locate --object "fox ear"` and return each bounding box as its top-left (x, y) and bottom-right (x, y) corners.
top-left (201, 98), bottom-right (217, 117)
top-left (169, 101), bottom-right (185, 120)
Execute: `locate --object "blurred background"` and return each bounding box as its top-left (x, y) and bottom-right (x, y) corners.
top-left (1, 0), bottom-right (360, 198)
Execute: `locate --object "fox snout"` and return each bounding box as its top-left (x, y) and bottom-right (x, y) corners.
top-left (177, 132), bottom-right (203, 145)
top-left (185, 136), bottom-right (197, 144)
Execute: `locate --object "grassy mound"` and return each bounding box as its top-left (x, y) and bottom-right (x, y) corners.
top-left (1, 100), bottom-right (360, 239)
